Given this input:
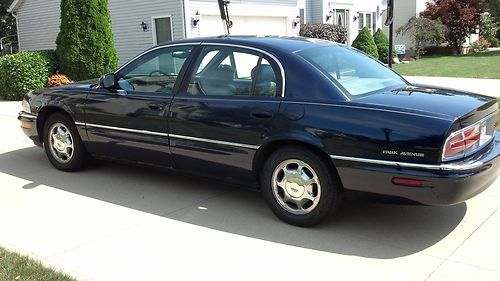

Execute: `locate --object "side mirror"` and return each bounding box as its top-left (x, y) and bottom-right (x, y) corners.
top-left (99, 73), bottom-right (116, 90)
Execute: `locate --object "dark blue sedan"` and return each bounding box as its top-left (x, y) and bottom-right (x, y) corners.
top-left (18, 36), bottom-right (500, 226)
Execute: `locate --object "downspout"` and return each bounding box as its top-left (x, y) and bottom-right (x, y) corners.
top-left (181, 0), bottom-right (188, 39)
top-left (9, 10), bottom-right (21, 51)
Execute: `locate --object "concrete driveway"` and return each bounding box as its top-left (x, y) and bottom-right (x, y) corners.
top-left (1, 93), bottom-right (499, 280)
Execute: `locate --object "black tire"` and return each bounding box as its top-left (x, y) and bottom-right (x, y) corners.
top-left (261, 146), bottom-right (343, 227)
top-left (43, 112), bottom-right (89, 172)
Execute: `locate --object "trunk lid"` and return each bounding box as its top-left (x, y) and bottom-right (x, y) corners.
top-left (355, 85), bottom-right (498, 125)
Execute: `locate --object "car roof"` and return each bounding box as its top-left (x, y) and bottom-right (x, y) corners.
top-left (159, 35), bottom-right (340, 54)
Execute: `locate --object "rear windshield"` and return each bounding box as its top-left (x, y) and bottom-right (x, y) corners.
top-left (298, 45), bottom-right (407, 98)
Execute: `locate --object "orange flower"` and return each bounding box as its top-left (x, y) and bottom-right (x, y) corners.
top-left (47, 74), bottom-right (73, 87)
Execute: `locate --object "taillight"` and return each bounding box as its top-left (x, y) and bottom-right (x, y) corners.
top-left (442, 114), bottom-right (496, 162)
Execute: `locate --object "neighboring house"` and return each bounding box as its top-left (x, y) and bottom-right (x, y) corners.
top-left (307, 0), bottom-right (387, 45)
top-left (381, 0), bottom-right (479, 55)
top-left (7, 0), bottom-right (307, 65)
top-left (11, 0), bottom-right (469, 63)
top-left (381, 0), bottom-right (428, 55)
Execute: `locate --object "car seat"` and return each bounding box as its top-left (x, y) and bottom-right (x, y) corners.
top-left (251, 65), bottom-right (277, 97)
top-left (199, 65), bottom-right (236, 96)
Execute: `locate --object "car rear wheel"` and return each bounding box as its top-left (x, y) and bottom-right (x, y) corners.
top-left (43, 113), bottom-right (89, 171)
top-left (261, 146), bottom-right (343, 227)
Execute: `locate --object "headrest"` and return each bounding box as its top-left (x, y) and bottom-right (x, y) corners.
top-left (208, 65), bottom-right (235, 82)
top-left (252, 65), bottom-right (276, 83)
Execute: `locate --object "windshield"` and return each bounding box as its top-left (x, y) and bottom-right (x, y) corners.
top-left (298, 45), bottom-right (407, 98)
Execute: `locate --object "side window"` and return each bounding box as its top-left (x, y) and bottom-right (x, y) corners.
top-left (234, 52), bottom-right (259, 79)
top-left (196, 50), bottom-right (219, 74)
top-left (186, 46), bottom-right (280, 97)
top-left (116, 46), bottom-right (193, 94)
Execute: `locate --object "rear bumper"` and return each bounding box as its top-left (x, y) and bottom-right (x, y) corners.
top-left (332, 131), bottom-right (500, 205)
top-left (18, 111), bottom-right (42, 147)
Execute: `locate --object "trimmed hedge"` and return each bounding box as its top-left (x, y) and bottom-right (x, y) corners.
top-left (0, 51), bottom-right (57, 101)
top-left (300, 23), bottom-right (348, 44)
top-left (352, 27), bottom-right (379, 59)
top-left (373, 28), bottom-right (395, 63)
top-left (56, 0), bottom-right (118, 81)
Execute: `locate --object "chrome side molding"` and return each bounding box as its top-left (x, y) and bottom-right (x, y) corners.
top-left (79, 122), bottom-right (260, 150)
top-left (330, 155), bottom-right (484, 171)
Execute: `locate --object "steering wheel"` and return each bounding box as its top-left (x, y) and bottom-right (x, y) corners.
top-left (149, 70), bottom-right (168, 77)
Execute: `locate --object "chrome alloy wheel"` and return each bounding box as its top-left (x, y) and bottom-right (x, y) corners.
top-left (271, 159), bottom-right (321, 215)
top-left (48, 122), bottom-right (74, 163)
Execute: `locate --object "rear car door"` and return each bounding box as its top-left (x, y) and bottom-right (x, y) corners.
top-left (84, 44), bottom-right (197, 167)
top-left (168, 44), bottom-right (283, 184)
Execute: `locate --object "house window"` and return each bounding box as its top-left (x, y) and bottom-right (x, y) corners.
top-left (329, 9), bottom-right (348, 28)
top-left (335, 9), bottom-right (348, 28)
top-left (358, 12), bottom-right (373, 34)
top-left (152, 16), bottom-right (173, 45)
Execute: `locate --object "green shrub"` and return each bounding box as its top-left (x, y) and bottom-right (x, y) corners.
top-left (489, 38), bottom-right (499, 47)
top-left (56, 0), bottom-right (118, 81)
top-left (300, 23), bottom-right (348, 43)
top-left (351, 27), bottom-right (379, 58)
top-left (0, 50), bottom-right (56, 101)
top-left (396, 17), bottom-right (446, 57)
top-left (373, 28), bottom-right (396, 63)
top-left (480, 12), bottom-right (499, 41)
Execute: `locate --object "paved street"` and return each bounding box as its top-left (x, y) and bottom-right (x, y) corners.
top-left (0, 80), bottom-right (499, 280)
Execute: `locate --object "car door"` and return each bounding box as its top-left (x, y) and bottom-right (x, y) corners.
top-left (168, 45), bottom-right (283, 184)
top-left (84, 44), bottom-right (197, 167)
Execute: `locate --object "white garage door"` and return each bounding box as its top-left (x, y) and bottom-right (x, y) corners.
top-left (200, 15), bottom-right (287, 37)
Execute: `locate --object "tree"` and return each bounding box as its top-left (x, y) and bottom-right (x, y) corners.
top-left (0, 0), bottom-right (17, 41)
top-left (421, 0), bottom-right (484, 55)
top-left (480, 12), bottom-right (499, 40)
top-left (396, 17), bottom-right (446, 56)
top-left (373, 29), bottom-right (396, 63)
top-left (56, 0), bottom-right (118, 81)
top-left (484, 0), bottom-right (500, 25)
top-left (351, 27), bottom-right (379, 59)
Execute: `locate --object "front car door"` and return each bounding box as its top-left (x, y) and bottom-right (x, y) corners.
top-left (168, 44), bottom-right (283, 185)
top-left (84, 44), bottom-right (197, 167)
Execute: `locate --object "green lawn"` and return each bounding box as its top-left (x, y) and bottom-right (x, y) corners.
top-left (0, 247), bottom-right (76, 281)
top-left (393, 50), bottom-right (500, 79)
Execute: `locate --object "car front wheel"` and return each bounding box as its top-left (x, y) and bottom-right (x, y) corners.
top-left (261, 146), bottom-right (343, 226)
top-left (43, 113), bottom-right (89, 172)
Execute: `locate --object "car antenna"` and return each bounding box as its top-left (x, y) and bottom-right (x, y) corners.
top-left (217, 0), bottom-right (233, 36)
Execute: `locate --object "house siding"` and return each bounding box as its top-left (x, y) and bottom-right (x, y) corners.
top-left (14, 0), bottom-right (406, 65)
top-left (382, 0), bottom-right (419, 55)
top-left (309, 0), bottom-right (324, 24)
top-left (108, 0), bottom-right (185, 65)
top-left (15, 0), bottom-right (185, 65)
top-left (16, 0), bottom-right (61, 51)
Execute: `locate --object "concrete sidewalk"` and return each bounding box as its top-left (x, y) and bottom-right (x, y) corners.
top-left (1, 98), bottom-right (499, 281)
top-left (405, 76), bottom-right (500, 98)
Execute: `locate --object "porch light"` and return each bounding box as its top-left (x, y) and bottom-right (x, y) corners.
top-left (292, 16), bottom-right (300, 28)
top-left (353, 12), bottom-right (360, 21)
top-left (140, 21), bottom-right (148, 31)
top-left (326, 11), bottom-right (333, 22)
top-left (192, 11), bottom-right (201, 27)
